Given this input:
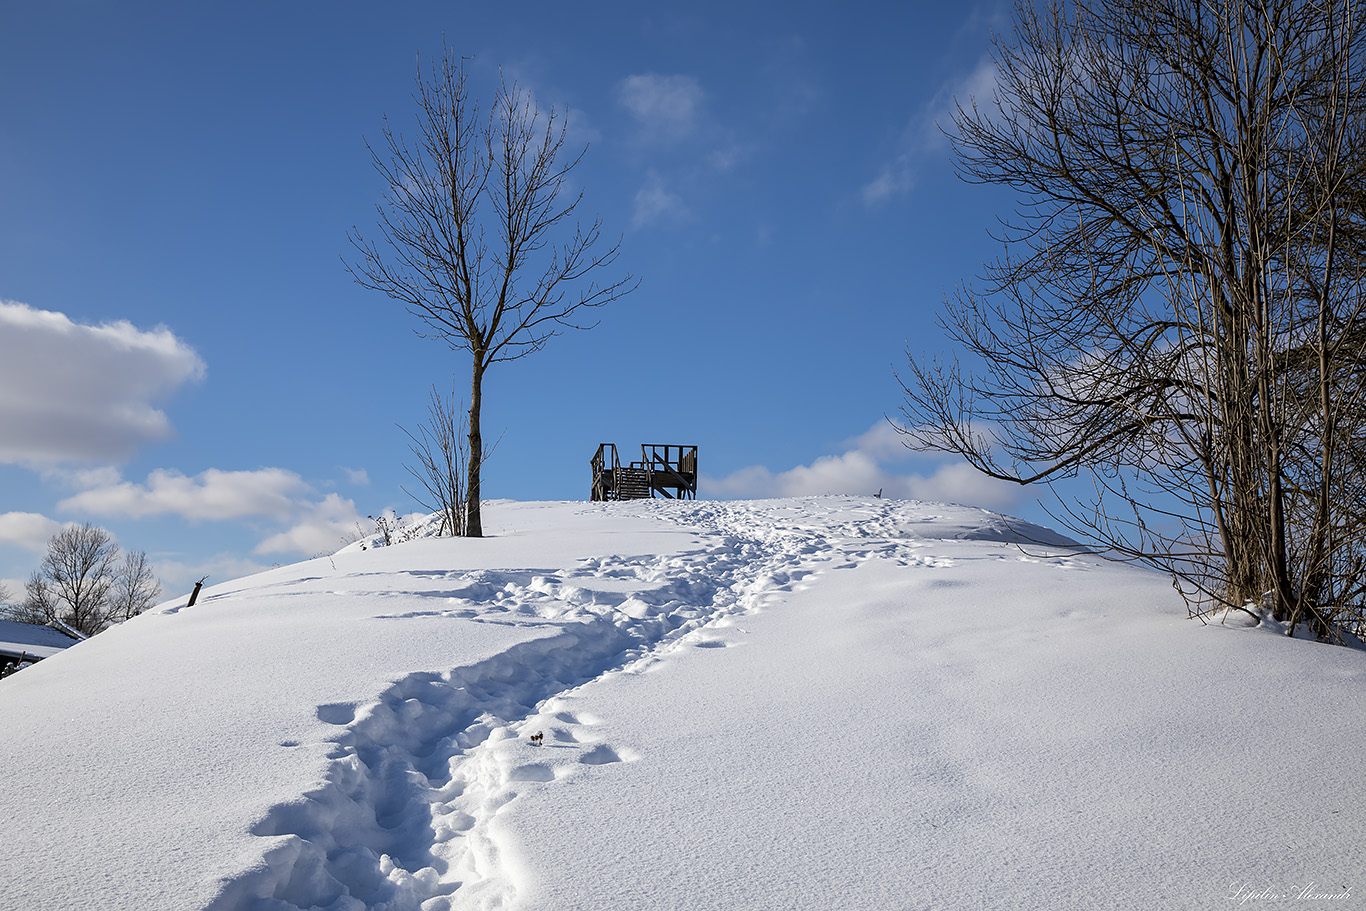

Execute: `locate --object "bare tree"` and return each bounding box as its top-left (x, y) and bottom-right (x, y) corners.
top-left (900, 0), bottom-right (1366, 639)
top-left (348, 47), bottom-right (637, 537)
top-left (2, 580), bottom-right (38, 626)
top-left (12, 524), bottom-right (162, 635)
top-left (109, 550), bottom-right (161, 624)
top-left (9, 573), bottom-right (57, 626)
top-left (401, 382), bottom-right (469, 537)
top-left (40, 523), bottom-right (118, 635)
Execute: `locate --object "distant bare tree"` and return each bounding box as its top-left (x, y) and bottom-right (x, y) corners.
top-left (11, 524), bottom-right (162, 635)
top-left (8, 573), bottom-right (57, 626)
top-left (348, 46), bottom-right (637, 537)
top-left (900, 0), bottom-right (1366, 639)
top-left (0, 580), bottom-right (26, 627)
top-left (109, 550), bottom-right (161, 624)
top-left (39, 523), bottom-right (118, 635)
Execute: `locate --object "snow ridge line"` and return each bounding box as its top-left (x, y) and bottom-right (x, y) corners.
top-left (208, 504), bottom-right (832, 911)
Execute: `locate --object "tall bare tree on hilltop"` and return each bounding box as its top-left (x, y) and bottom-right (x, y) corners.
top-left (348, 47), bottom-right (637, 537)
top-left (900, 0), bottom-right (1366, 638)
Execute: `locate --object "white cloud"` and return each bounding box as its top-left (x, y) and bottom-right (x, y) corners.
top-left (632, 170), bottom-right (688, 228)
top-left (860, 163), bottom-right (916, 208)
top-left (58, 467), bottom-right (312, 521)
top-left (0, 300), bottom-right (205, 466)
top-left (254, 493), bottom-right (364, 556)
top-left (702, 420), bottom-right (1021, 511)
top-left (845, 420), bottom-right (923, 462)
top-left (0, 512), bottom-right (64, 552)
top-left (151, 553), bottom-right (277, 594)
top-left (56, 465), bottom-right (367, 559)
top-left (926, 57), bottom-right (999, 149)
top-left (341, 467), bottom-right (371, 486)
top-left (617, 73), bottom-right (705, 142)
top-left (861, 56), bottom-right (999, 207)
top-left (49, 465), bottom-right (124, 489)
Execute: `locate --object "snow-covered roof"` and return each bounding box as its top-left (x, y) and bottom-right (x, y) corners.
top-left (0, 619), bottom-right (82, 660)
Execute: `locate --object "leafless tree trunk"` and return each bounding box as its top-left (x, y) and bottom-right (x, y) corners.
top-left (900, 0), bottom-right (1366, 639)
top-left (348, 45), bottom-right (637, 537)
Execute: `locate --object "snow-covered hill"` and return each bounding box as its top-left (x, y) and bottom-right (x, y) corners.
top-left (1, 498), bottom-right (1362, 910)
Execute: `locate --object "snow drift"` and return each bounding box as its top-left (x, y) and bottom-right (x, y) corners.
top-left (0, 497), bottom-right (1361, 910)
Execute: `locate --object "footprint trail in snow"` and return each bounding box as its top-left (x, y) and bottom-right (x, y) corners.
top-left (209, 499), bottom-right (1024, 911)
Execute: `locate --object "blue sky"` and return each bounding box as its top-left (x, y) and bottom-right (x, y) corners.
top-left (0, 0), bottom-right (1036, 595)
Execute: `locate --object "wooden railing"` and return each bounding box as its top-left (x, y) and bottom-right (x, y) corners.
top-left (591, 443), bottom-right (621, 501)
top-left (639, 444), bottom-right (698, 499)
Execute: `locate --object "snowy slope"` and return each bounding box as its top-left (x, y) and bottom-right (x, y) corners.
top-left (0, 498), bottom-right (1362, 911)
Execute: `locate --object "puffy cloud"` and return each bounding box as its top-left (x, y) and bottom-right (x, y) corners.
top-left (617, 73), bottom-right (705, 142)
top-left (846, 419), bottom-right (917, 462)
top-left (254, 493), bottom-right (364, 556)
top-left (56, 465), bottom-right (367, 559)
top-left (701, 420), bottom-right (1022, 511)
top-left (0, 512), bottom-right (64, 552)
top-left (58, 467), bottom-right (312, 521)
top-left (0, 300), bottom-right (205, 465)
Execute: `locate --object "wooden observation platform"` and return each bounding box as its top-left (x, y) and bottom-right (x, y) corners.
top-left (591, 443), bottom-right (698, 501)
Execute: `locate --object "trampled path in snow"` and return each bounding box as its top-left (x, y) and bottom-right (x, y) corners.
top-left (5, 497), bottom-right (1364, 911)
top-left (211, 498), bottom-right (1062, 910)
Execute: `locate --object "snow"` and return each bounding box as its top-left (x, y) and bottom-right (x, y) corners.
top-left (0, 497), bottom-right (1362, 910)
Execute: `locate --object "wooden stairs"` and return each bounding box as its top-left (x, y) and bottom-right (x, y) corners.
top-left (615, 466), bottom-right (652, 499)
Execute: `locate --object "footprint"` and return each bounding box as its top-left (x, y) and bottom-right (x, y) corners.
top-left (443, 810), bottom-right (475, 833)
top-left (316, 703), bottom-right (356, 725)
top-left (579, 745), bottom-right (622, 765)
top-left (552, 709), bottom-right (603, 726)
top-left (509, 763), bottom-right (556, 782)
